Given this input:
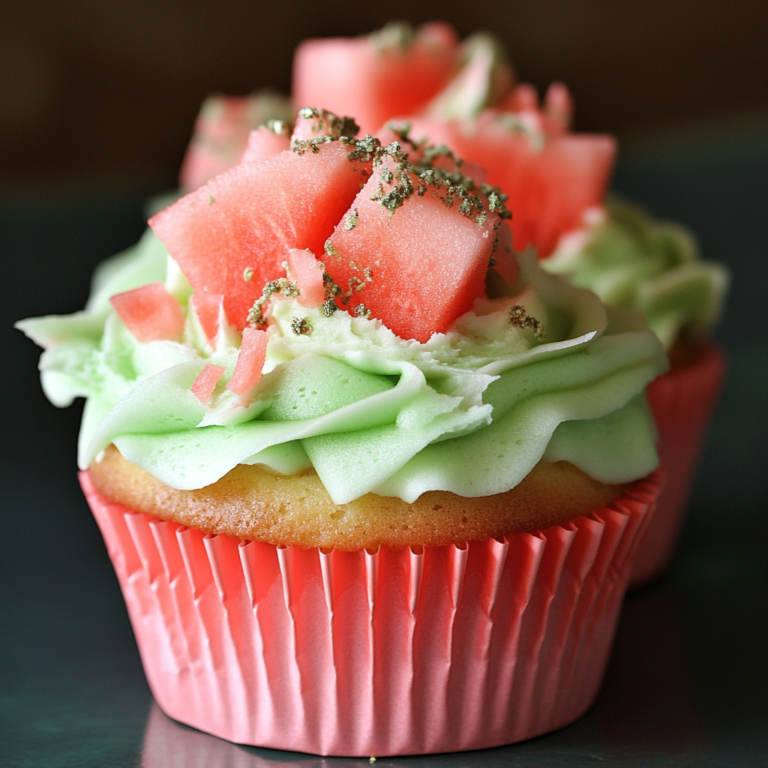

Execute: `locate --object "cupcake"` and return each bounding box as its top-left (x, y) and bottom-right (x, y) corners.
top-left (17, 111), bottom-right (666, 756)
top-left (289, 22), bottom-right (727, 588)
top-left (545, 200), bottom-right (727, 586)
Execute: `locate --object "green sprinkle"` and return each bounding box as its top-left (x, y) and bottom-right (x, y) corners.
top-left (324, 239), bottom-right (341, 259)
top-left (348, 276), bottom-right (365, 293)
top-left (323, 297), bottom-right (338, 316)
top-left (291, 317), bottom-right (312, 335)
top-left (266, 119), bottom-right (289, 136)
top-left (247, 275), bottom-right (298, 326)
top-left (354, 303), bottom-right (372, 319)
top-left (343, 208), bottom-right (359, 230)
top-left (509, 305), bottom-right (545, 340)
top-left (243, 267), bottom-right (254, 282)
top-left (347, 135), bottom-right (382, 163)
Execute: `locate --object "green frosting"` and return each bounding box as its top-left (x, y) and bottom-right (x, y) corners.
top-left (544, 198), bottom-right (729, 350)
top-left (17, 230), bottom-right (667, 504)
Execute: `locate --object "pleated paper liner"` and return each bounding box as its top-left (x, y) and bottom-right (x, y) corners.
top-left (82, 469), bottom-right (661, 757)
top-left (632, 341), bottom-right (724, 587)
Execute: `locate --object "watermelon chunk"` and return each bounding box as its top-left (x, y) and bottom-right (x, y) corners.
top-left (109, 283), bottom-right (185, 342)
top-left (191, 363), bottom-right (226, 404)
top-left (287, 248), bottom-right (325, 307)
top-left (293, 22), bottom-right (459, 138)
top-left (405, 111), bottom-right (616, 258)
top-left (150, 138), bottom-right (371, 328)
top-left (240, 126), bottom-right (291, 164)
top-left (325, 148), bottom-right (501, 342)
top-left (189, 293), bottom-right (223, 341)
top-left (227, 327), bottom-right (268, 399)
top-left (179, 91), bottom-right (293, 190)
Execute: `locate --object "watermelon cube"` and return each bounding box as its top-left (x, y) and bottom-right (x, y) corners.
top-left (150, 139), bottom-right (371, 328)
top-left (293, 22), bottom-right (459, 138)
top-left (227, 327), bottom-right (268, 400)
top-left (405, 112), bottom-right (616, 258)
top-left (109, 283), bottom-right (185, 343)
top-left (325, 149), bottom-right (500, 342)
top-left (191, 363), bottom-right (226, 404)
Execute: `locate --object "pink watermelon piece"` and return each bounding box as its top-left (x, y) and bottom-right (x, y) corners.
top-left (293, 22), bottom-right (459, 138)
top-left (150, 139), bottom-right (371, 328)
top-left (405, 111), bottom-right (616, 258)
top-left (325, 152), bottom-right (500, 342)
top-left (109, 283), bottom-right (185, 343)
top-left (287, 248), bottom-right (325, 307)
top-left (227, 327), bottom-right (268, 399)
top-left (189, 293), bottom-right (223, 341)
top-left (191, 363), bottom-right (226, 404)
top-left (179, 92), bottom-right (293, 190)
top-left (240, 127), bottom-right (291, 164)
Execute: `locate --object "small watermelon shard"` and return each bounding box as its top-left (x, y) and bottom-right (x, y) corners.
top-left (325, 142), bottom-right (508, 342)
top-left (191, 363), bottom-right (226, 404)
top-left (150, 127), bottom-right (372, 329)
top-left (240, 126), bottom-right (291, 164)
top-left (293, 22), bottom-right (459, 138)
top-left (189, 293), bottom-right (223, 341)
top-left (287, 249), bottom-right (325, 307)
top-left (227, 327), bottom-right (269, 400)
top-left (109, 283), bottom-right (185, 343)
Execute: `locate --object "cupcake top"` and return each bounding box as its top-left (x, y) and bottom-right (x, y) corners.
top-left (18, 113), bottom-right (666, 506)
top-left (290, 22), bottom-right (729, 352)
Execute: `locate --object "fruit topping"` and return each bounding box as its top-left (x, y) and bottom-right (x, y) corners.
top-left (109, 283), bottom-right (185, 342)
top-left (191, 364), bottom-right (226, 404)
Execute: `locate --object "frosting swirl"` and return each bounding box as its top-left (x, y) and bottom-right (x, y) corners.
top-left (18, 229), bottom-right (666, 504)
top-left (545, 199), bottom-right (729, 350)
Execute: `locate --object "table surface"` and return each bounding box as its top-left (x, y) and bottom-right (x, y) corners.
top-left (2, 127), bottom-right (767, 767)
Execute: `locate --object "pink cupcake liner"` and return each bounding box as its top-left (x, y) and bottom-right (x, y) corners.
top-left (632, 341), bottom-right (725, 587)
top-left (81, 469), bottom-right (661, 757)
